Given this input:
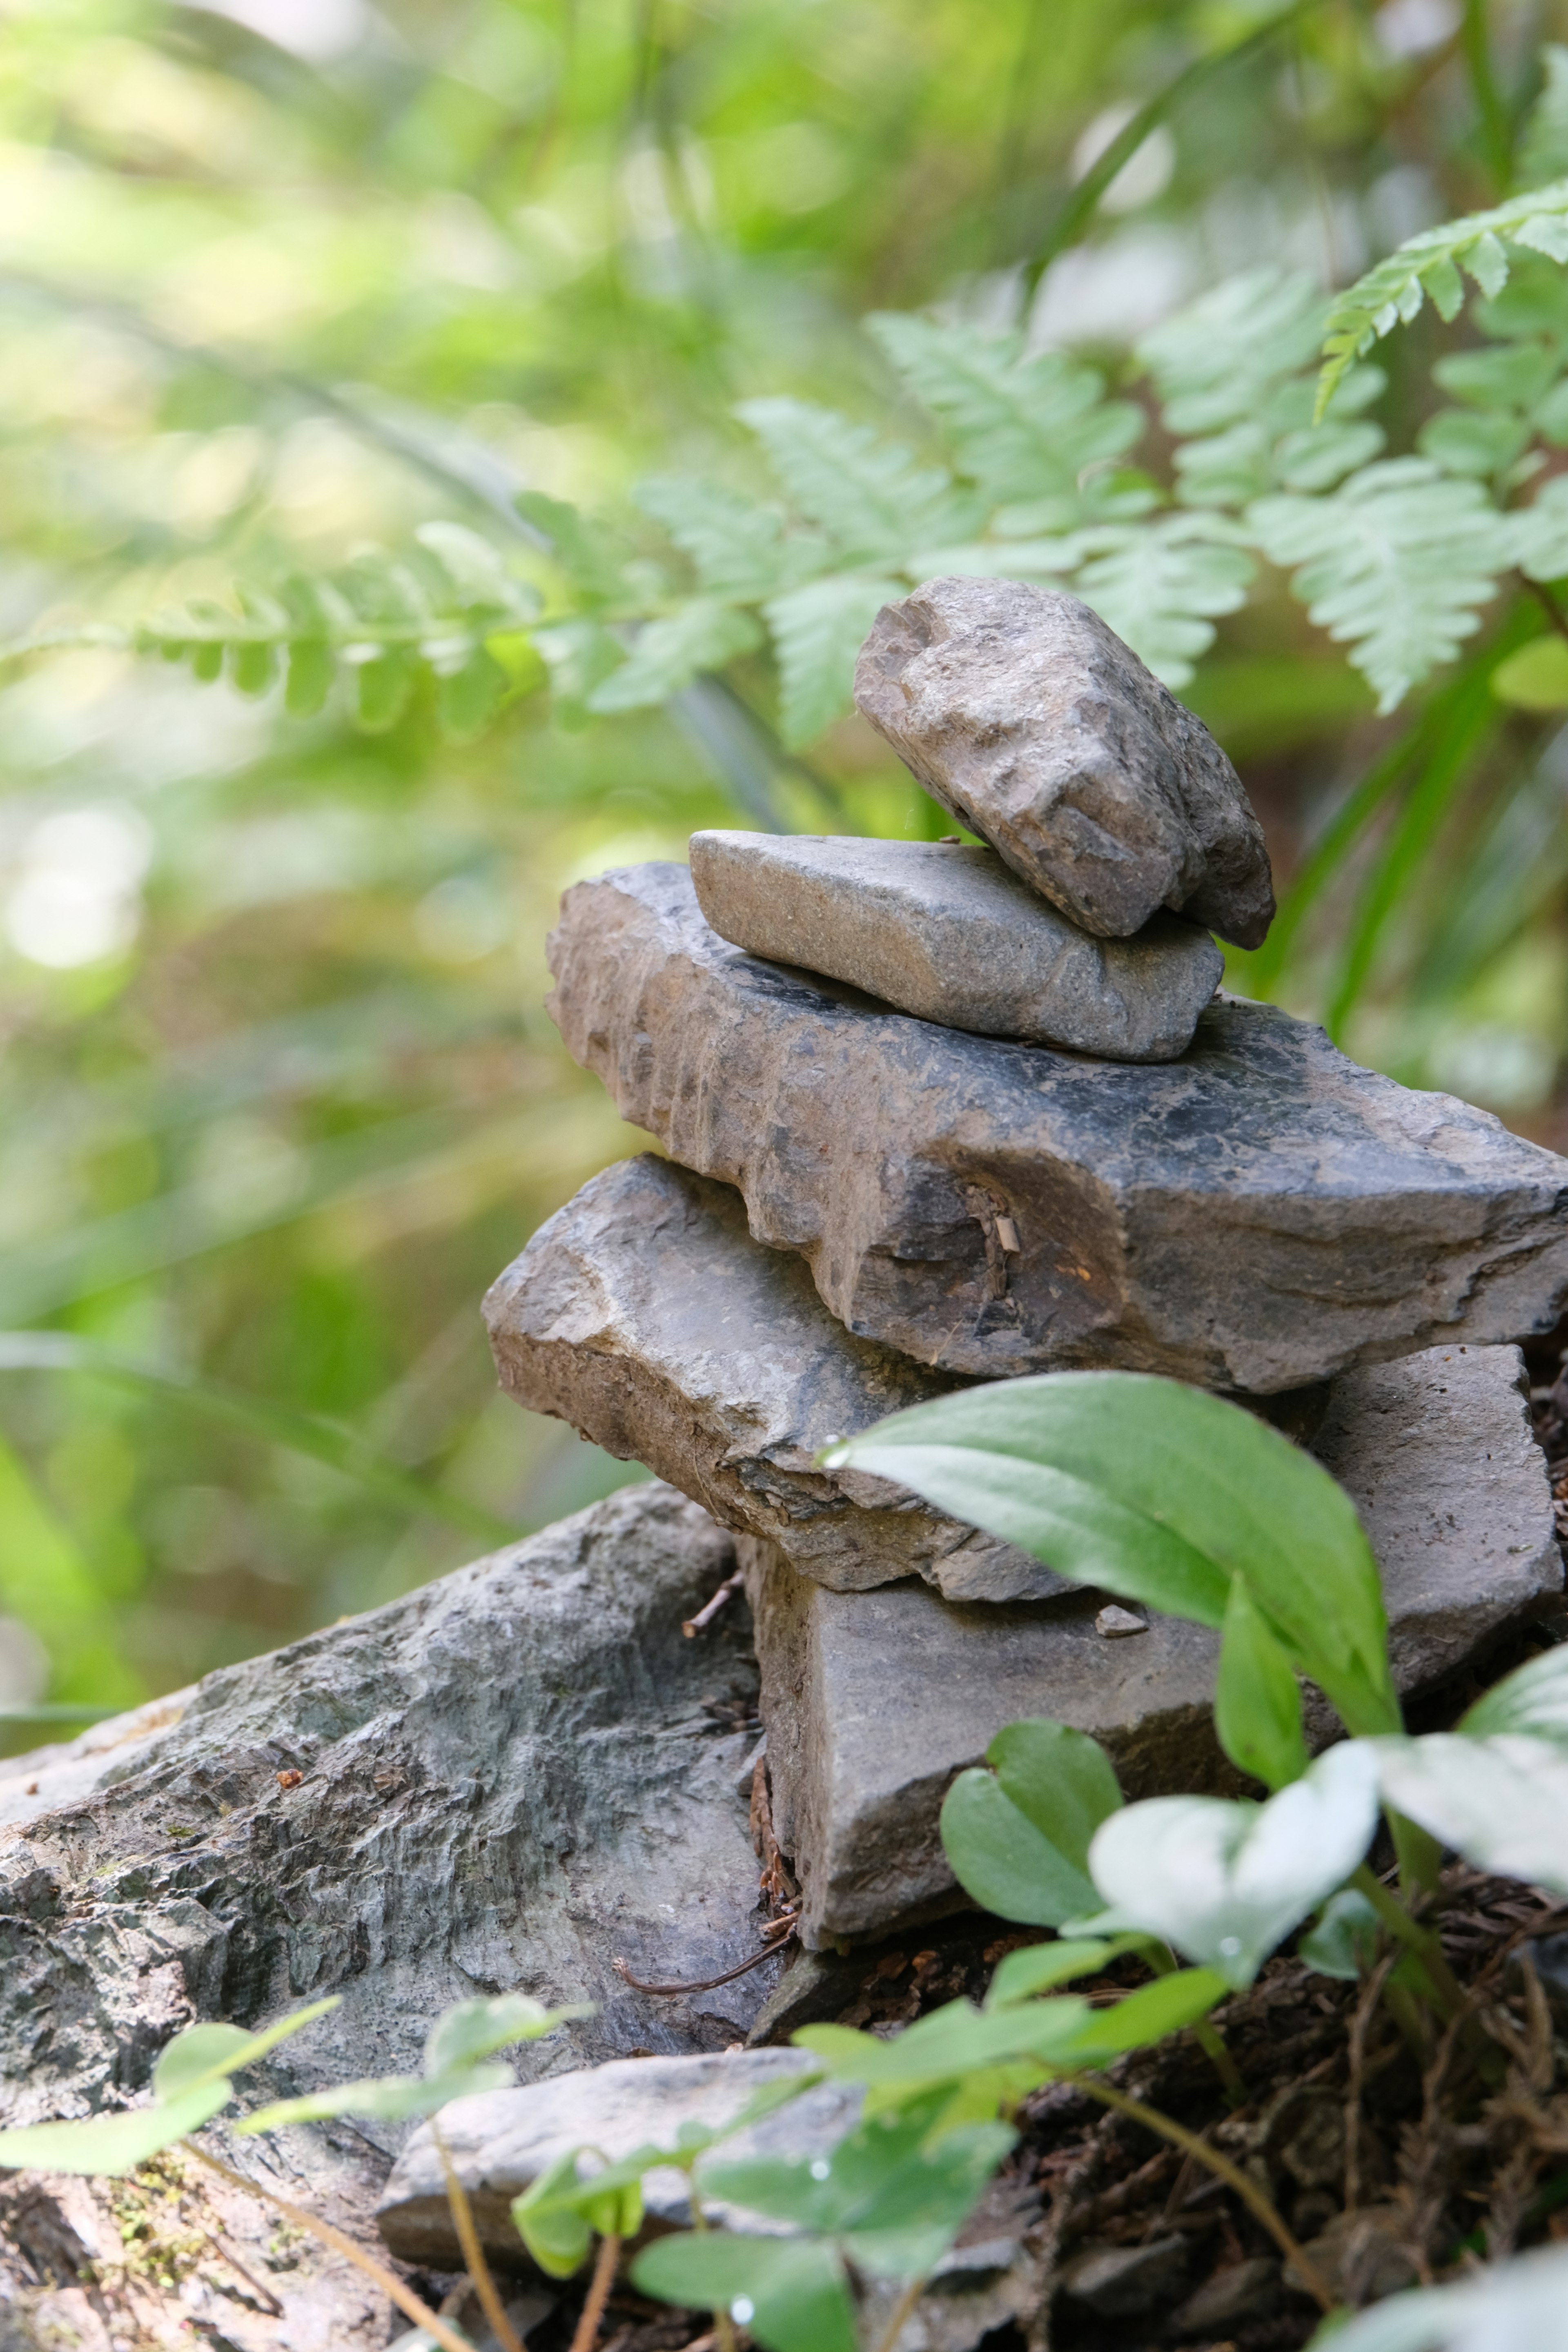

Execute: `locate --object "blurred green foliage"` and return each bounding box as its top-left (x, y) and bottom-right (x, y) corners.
top-left (4, 0), bottom-right (1568, 1730)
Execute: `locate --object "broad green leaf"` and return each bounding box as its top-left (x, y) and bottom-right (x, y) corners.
top-left (795, 1994), bottom-right (1096, 2103)
top-left (236, 2060), bottom-right (511, 2133)
top-left (762, 574), bottom-right (904, 746)
top-left (152, 1998), bottom-right (339, 2100)
top-left (1298, 1888), bottom-right (1381, 1980)
top-left (587, 601), bottom-right (762, 714)
top-left (632, 2234), bottom-right (855, 2352)
top-left (0, 2080), bottom-right (232, 2176)
top-left (1459, 1645), bottom-right (1568, 1743)
top-left (939, 1718), bottom-right (1122, 1926)
top-left (736, 397), bottom-right (978, 562)
top-left (423, 1993), bottom-right (579, 2076)
top-left (869, 315), bottom-right (1141, 521)
top-left (1249, 459), bottom-right (1512, 714)
top-left (512, 2152), bottom-right (595, 2278)
top-left (985, 1938), bottom-right (1134, 2007)
top-left (1214, 1580), bottom-right (1310, 1791)
top-left (823, 1372), bottom-right (1399, 1737)
top-left (1058, 1968), bottom-right (1228, 2058)
top-left (1491, 635), bottom-right (1568, 710)
top-left (1370, 1734), bottom-right (1568, 1892)
top-left (1086, 1743), bottom-right (1383, 1987)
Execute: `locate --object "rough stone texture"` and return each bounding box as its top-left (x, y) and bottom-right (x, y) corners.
top-left (377, 2048), bottom-right (854, 2266)
top-left (688, 830), bottom-right (1222, 1060)
top-left (746, 1343), bottom-right (1561, 1947)
top-left (547, 861), bottom-right (1568, 1392)
top-left (853, 577), bottom-right (1276, 946)
top-left (0, 1488), bottom-right (788, 2341)
top-left (485, 1152), bottom-right (1068, 1604)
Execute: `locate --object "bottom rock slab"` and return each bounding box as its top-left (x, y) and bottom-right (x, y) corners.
top-left (749, 1341), bottom-right (1561, 1947)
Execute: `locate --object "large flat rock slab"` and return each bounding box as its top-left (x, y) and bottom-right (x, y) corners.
top-left (853, 577), bottom-right (1275, 946)
top-left (546, 861), bottom-right (1568, 1392)
top-left (689, 830), bottom-right (1222, 1060)
top-left (748, 1343), bottom-right (1560, 1946)
top-left (485, 1152), bottom-right (1067, 1604)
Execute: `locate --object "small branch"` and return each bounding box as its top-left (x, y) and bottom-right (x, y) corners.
top-left (433, 2120), bottom-right (527, 2352)
top-left (871, 2272), bottom-right (929, 2352)
top-left (568, 2232), bottom-right (620, 2352)
top-left (613, 1925), bottom-right (796, 1995)
top-left (181, 2143), bottom-right (477, 2352)
top-left (682, 1570), bottom-right (744, 1638)
top-left (1061, 2076), bottom-right (1336, 2313)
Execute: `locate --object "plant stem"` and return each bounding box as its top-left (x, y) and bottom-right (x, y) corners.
top-left (432, 2122), bottom-right (527, 2352)
top-left (687, 2183), bottom-right (739, 2352)
top-left (1061, 2078), bottom-right (1336, 2312)
top-left (1192, 2020), bottom-right (1247, 2107)
top-left (568, 2233), bottom-right (620, 2352)
top-left (182, 2143), bottom-right (478, 2352)
top-left (1351, 1865), bottom-right (1467, 2018)
top-left (871, 2272), bottom-right (929, 2352)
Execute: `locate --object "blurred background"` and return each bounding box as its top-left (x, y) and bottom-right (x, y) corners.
top-left (2, 0), bottom-right (1568, 1738)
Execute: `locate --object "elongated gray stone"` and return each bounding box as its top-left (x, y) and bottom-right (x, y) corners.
top-left (546, 862), bottom-right (1568, 1392)
top-left (853, 577), bottom-right (1275, 946)
top-left (748, 1343), bottom-right (1560, 1946)
top-left (377, 2048), bottom-right (853, 2266)
top-left (484, 1152), bottom-right (1067, 1604)
top-left (689, 830), bottom-right (1222, 1060)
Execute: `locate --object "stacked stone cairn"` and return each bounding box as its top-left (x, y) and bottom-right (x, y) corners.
top-left (483, 574), bottom-right (1568, 1958)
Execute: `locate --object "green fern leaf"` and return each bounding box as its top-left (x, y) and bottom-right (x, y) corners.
top-left (1316, 180), bottom-right (1568, 416)
top-left (1504, 475), bottom-right (1568, 579)
top-left (1073, 516), bottom-right (1254, 688)
top-left (1416, 408), bottom-right (1531, 477)
top-left (736, 397), bottom-right (980, 562)
top-left (763, 572), bottom-right (904, 746)
top-left (633, 474), bottom-right (824, 600)
top-left (1249, 458), bottom-right (1511, 712)
top-left (587, 600), bottom-right (762, 714)
top-left (1140, 269), bottom-right (1327, 437)
top-left (868, 314), bottom-right (1141, 524)
top-left (1521, 46), bottom-right (1568, 187)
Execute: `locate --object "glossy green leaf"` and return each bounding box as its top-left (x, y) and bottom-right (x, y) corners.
top-left (1214, 1580), bottom-right (1310, 1790)
top-left (0, 2080), bottom-right (232, 2176)
top-left (823, 1373), bottom-right (1399, 1737)
top-left (152, 1998), bottom-right (339, 2099)
top-left (1298, 1887), bottom-right (1381, 1980)
top-left (1458, 1644), bottom-right (1568, 1743)
top-left (632, 2234), bottom-right (855, 2352)
top-left (1086, 1743), bottom-right (1383, 1986)
top-left (1370, 1734), bottom-right (1568, 1893)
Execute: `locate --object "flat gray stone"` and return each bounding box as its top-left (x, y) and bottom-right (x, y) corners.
top-left (376, 2048), bottom-right (855, 2267)
top-left (0, 1487), bottom-right (791, 2341)
top-left (853, 577), bottom-right (1275, 946)
top-left (547, 861), bottom-right (1568, 1393)
top-left (484, 1152), bottom-right (1067, 1604)
top-left (747, 1343), bottom-right (1560, 1947)
top-left (688, 830), bottom-right (1222, 1060)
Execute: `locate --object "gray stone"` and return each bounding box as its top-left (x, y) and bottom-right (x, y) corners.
top-left (547, 861), bottom-right (1568, 1392)
top-left (484, 1152), bottom-right (1067, 1605)
top-left (0, 1487), bottom-right (789, 2340)
top-left (853, 577), bottom-right (1275, 946)
top-left (1170, 2256), bottom-right (1281, 2334)
top-left (1059, 2235), bottom-right (1189, 2315)
top-left (376, 2047), bottom-right (856, 2267)
top-left (688, 830), bottom-right (1222, 1060)
top-left (746, 1344), bottom-right (1560, 1947)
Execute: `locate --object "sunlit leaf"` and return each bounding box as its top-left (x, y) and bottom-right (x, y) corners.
top-left (632, 2234), bottom-right (855, 2352)
top-left (0, 2080), bottom-right (232, 2176)
top-left (1459, 1645), bottom-right (1568, 1743)
top-left (152, 1998), bottom-right (339, 2099)
top-left (1370, 1734), bottom-right (1568, 1891)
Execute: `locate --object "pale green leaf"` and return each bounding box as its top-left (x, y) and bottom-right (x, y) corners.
top-left (153, 1998), bottom-right (339, 2100)
top-left (1315, 2241), bottom-right (1568, 2352)
top-left (236, 2060), bottom-right (511, 2133)
top-left (1417, 408), bottom-right (1530, 477)
top-left (632, 2236), bottom-right (855, 2352)
top-left (1298, 1888), bottom-right (1381, 1980)
top-left (737, 397), bottom-right (979, 561)
top-left (587, 601), bottom-right (762, 714)
top-left (1505, 476), bottom-right (1568, 579)
top-left (1214, 1579), bottom-right (1310, 1792)
top-left (985, 1938), bottom-right (1131, 2008)
top-left (1085, 1744), bottom-right (1383, 1987)
top-left (0, 2080), bottom-right (232, 2176)
top-left (423, 1993), bottom-right (581, 2076)
top-left (1459, 1644), bottom-right (1568, 1743)
top-left (634, 475), bottom-right (823, 601)
top-left (940, 1718), bottom-right (1123, 1928)
top-left (1139, 268), bottom-right (1326, 436)
top-left (1371, 1733), bottom-right (1568, 1891)
top-left (1073, 516), bottom-right (1254, 686)
top-left (762, 573), bottom-right (903, 745)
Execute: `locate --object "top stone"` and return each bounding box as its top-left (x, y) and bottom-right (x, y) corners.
top-left (854, 576), bottom-right (1276, 947)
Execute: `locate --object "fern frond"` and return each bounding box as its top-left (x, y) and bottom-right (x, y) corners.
top-left (1140, 267), bottom-right (1327, 436)
top-left (1520, 45), bottom-right (1568, 188)
top-left (633, 475), bottom-right (824, 601)
top-left (762, 572), bottom-right (904, 746)
top-left (1249, 459), bottom-right (1512, 711)
top-left (1072, 515), bottom-right (1254, 687)
top-left (587, 600), bottom-right (762, 714)
top-left (868, 314), bottom-right (1142, 526)
top-left (1316, 180), bottom-right (1568, 416)
top-left (1503, 474), bottom-right (1568, 579)
top-left (736, 397), bottom-right (980, 563)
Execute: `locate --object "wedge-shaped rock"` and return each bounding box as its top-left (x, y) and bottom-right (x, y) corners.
top-left (484, 1153), bottom-right (1067, 1604)
top-left (748, 1343), bottom-right (1560, 1946)
top-left (689, 830), bottom-right (1221, 1060)
top-left (854, 577), bottom-right (1276, 946)
top-left (547, 862), bottom-right (1568, 1392)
